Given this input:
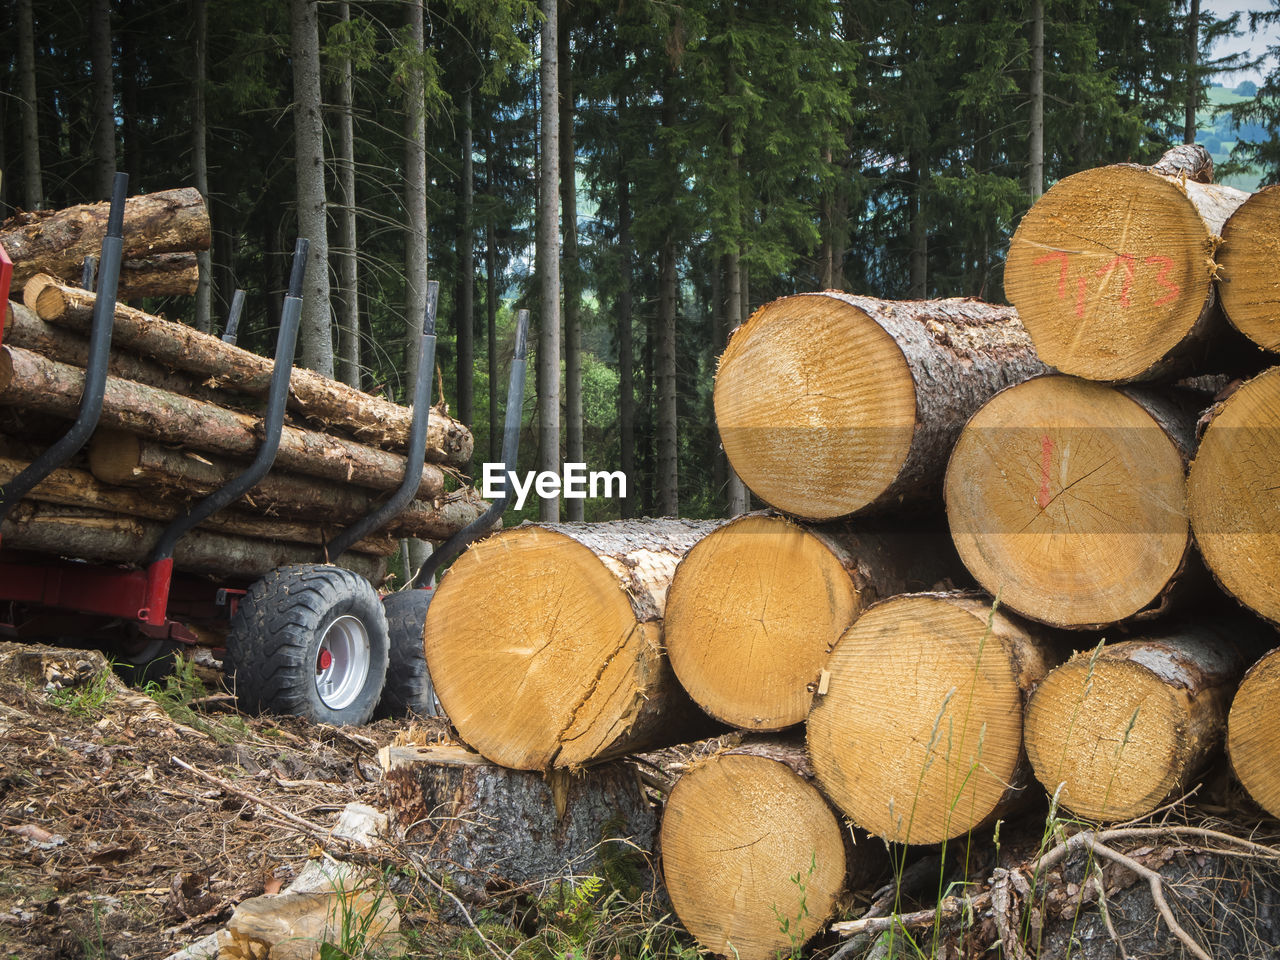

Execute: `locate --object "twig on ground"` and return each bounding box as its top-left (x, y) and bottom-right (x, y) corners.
top-left (420, 871), bottom-right (515, 960)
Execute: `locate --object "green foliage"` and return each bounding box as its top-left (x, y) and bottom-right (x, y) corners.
top-left (47, 666), bottom-right (116, 718)
top-left (770, 851), bottom-right (816, 960)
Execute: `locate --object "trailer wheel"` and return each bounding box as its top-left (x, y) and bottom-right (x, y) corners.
top-left (376, 589), bottom-right (441, 719)
top-left (112, 637), bottom-right (182, 687)
top-left (225, 564), bottom-right (389, 726)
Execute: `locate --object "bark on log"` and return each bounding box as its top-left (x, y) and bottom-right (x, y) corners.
top-left (381, 742), bottom-right (657, 903)
top-left (5, 301), bottom-right (210, 400)
top-left (1005, 145), bottom-right (1251, 381)
top-left (0, 188), bottom-right (211, 287)
top-left (0, 456), bottom-right (398, 555)
top-left (1, 502), bottom-right (386, 583)
top-left (116, 252), bottom-right (199, 299)
top-left (1025, 621), bottom-right (1264, 821)
top-left (1228, 647), bottom-right (1280, 820)
top-left (807, 592), bottom-right (1058, 844)
top-left (26, 275), bottom-right (472, 464)
top-left (660, 737), bottom-right (852, 960)
top-left (1188, 366), bottom-right (1280, 625)
top-left (88, 432), bottom-right (487, 542)
top-left (945, 375), bottom-right (1201, 629)
top-left (714, 293), bottom-right (1044, 520)
top-left (1218, 185), bottom-right (1280, 352)
top-left (0, 346), bottom-right (446, 501)
top-left (424, 519), bottom-right (721, 770)
top-left (664, 512), bottom-right (967, 731)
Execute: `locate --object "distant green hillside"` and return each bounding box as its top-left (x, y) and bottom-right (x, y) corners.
top-left (1197, 83), bottom-right (1265, 191)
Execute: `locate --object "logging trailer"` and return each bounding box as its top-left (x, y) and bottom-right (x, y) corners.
top-left (0, 173), bottom-right (529, 726)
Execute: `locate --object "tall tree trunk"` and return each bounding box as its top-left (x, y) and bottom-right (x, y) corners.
top-left (559, 5), bottom-right (582, 521)
top-left (486, 218), bottom-right (499, 464)
top-left (458, 87), bottom-right (475, 428)
top-left (17, 0), bottom-right (43, 211)
top-left (119, 0), bottom-right (142, 190)
top-left (334, 0), bottom-right (361, 387)
top-left (908, 150), bottom-right (927, 298)
top-left (657, 239), bottom-right (678, 517)
top-left (193, 0), bottom-right (213, 333)
top-left (723, 249), bottom-right (748, 515)
top-left (402, 0), bottom-right (428, 392)
top-left (537, 0), bottom-right (562, 522)
top-left (819, 146), bottom-right (835, 288)
top-left (1030, 0), bottom-right (1045, 200)
top-left (89, 0), bottom-right (115, 198)
top-left (291, 0), bottom-right (334, 377)
top-left (1185, 0), bottom-right (1200, 144)
top-left (617, 163), bottom-right (635, 520)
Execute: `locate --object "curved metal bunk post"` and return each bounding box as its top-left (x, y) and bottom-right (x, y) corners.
top-left (412, 307), bottom-right (529, 588)
top-left (325, 280), bottom-right (439, 561)
top-left (221, 289), bottom-right (246, 344)
top-left (81, 255), bottom-right (98, 291)
top-left (138, 238), bottom-right (309, 626)
top-left (0, 172), bottom-right (129, 543)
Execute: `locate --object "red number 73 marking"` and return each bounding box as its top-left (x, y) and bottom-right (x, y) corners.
top-left (1033, 252), bottom-right (1181, 317)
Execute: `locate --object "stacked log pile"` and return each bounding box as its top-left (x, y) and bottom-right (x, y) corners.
top-left (0, 193), bottom-right (485, 583)
top-left (404, 145), bottom-right (1278, 960)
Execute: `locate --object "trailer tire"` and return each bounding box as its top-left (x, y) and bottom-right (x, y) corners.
top-left (225, 564), bottom-right (389, 726)
top-left (112, 637), bottom-right (183, 687)
top-left (376, 589), bottom-right (441, 719)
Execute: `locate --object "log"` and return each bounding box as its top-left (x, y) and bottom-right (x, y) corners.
top-left (806, 592), bottom-right (1057, 844)
top-left (0, 456), bottom-right (399, 556)
top-left (381, 742), bottom-right (657, 903)
top-left (660, 737), bottom-right (853, 960)
top-left (116, 252), bottom-right (199, 299)
top-left (1218, 185), bottom-right (1280, 352)
top-left (1188, 366), bottom-right (1280, 625)
top-left (1005, 145), bottom-right (1250, 381)
top-left (945, 375), bottom-right (1199, 629)
top-left (88, 432), bottom-right (487, 542)
top-left (664, 512), bottom-right (967, 731)
top-left (714, 293), bottom-right (1044, 520)
top-left (5, 301), bottom-right (209, 400)
top-left (0, 188), bottom-right (211, 287)
top-left (26, 275), bottom-right (472, 463)
top-left (1227, 647), bottom-right (1280, 820)
top-left (1024, 622), bottom-right (1262, 822)
top-left (424, 520), bottom-right (721, 770)
top-left (1, 502), bottom-right (386, 583)
top-left (0, 345), bottom-right (446, 501)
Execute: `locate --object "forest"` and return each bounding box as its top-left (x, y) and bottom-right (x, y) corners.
top-left (2, 0), bottom-right (1279, 523)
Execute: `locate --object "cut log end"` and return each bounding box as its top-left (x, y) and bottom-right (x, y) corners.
top-left (946, 376), bottom-right (1191, 628)
top-left (807, 594), bottom-right (1052, 845)
top-left (715, 294), bottom-right (916, 519)
top-left (1219, 185), bottom-right (1280, 352)
top-left (1005, 165), bottom-right (1221, 381)
top-left (1228, 648), bottom-right (1280, 820)
top-left (665, 514), bottom-right (863, 730)
top-left (660, 753), bottom-right (846, 960)
top-left (1189, 367), bottom-right (1280, 624)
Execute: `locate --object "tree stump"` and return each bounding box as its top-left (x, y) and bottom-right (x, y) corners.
top-left (1188, 366), bottom-right (1280, 624)
top-left (1217, 183), bottom-right (1280, 352)
top-left (713, 293), bottom-right (1043, 520)
top-left (381, 742), bottom-right (656, 903)
top-left (1024, 623), bottom-right (1260, 822)
top-left (945, 375), bottom-right (1198, 629)
top-left (424, 520), bottom-right (720, 770)
top-left (1005, 146), bottom-right (1250, 381)
top-left (660, 737), bottom-right (855, 960)
top-left (1228, 647), bottom-right (1280, 820)
top-left (807, 593), bottom-right (1056, 844)
top-left (664, 513), bottom-right (965, 731)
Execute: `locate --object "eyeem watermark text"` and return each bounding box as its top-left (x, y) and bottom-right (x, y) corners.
top-left (481, 463), bottom-right (628, 510)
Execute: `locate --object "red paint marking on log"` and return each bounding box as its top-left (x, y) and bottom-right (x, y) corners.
top-left (1075, 277), bottom-right (1088, 318)
top-left (1039, 434), bottom-right (1054, 509)
top-left (1094, 254), bottom-right (1137, 307)
top-left (1035, 251), bottom-right (1071, 299)
top-left (1146, 256), bottom-right (1180, 305)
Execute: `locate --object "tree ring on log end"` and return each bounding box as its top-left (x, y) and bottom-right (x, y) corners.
top-left (424, 526), bottom-right (657, 770)
top-left (1219, 185), bottom-right (1280, 351)
top-left (665, 514), bottom-right (863, 730)
top-left (1005, 165), bottom-right (1215, 381)
top-left (1228, 648), bottom-right (1280, 820)
top-left (945, 375), bottom-right (1190, 628)
top-left (1189, 367), bottom-right (1280, 625)
top-left (714, 294), bottom-right (916, 519)
top-left (807, 594), bottom-right (1041, 845)
top-left (1025, 656), bottom-right (1184, 821)
top-left (660, 753), bottom-right (846, 960)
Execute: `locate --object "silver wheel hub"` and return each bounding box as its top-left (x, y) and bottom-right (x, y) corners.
top-left (314, 614), bottom-right (370, 711)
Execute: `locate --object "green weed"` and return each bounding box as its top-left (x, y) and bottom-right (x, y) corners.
top-left (47, 664), bottom-right (116, 717)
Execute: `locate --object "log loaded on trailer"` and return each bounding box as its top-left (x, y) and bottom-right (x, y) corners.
top-left (0, 174), bottom-right (529, 725)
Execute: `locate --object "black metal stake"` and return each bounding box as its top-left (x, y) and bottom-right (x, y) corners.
top-left (222, 289), bottom-right (246, 345)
